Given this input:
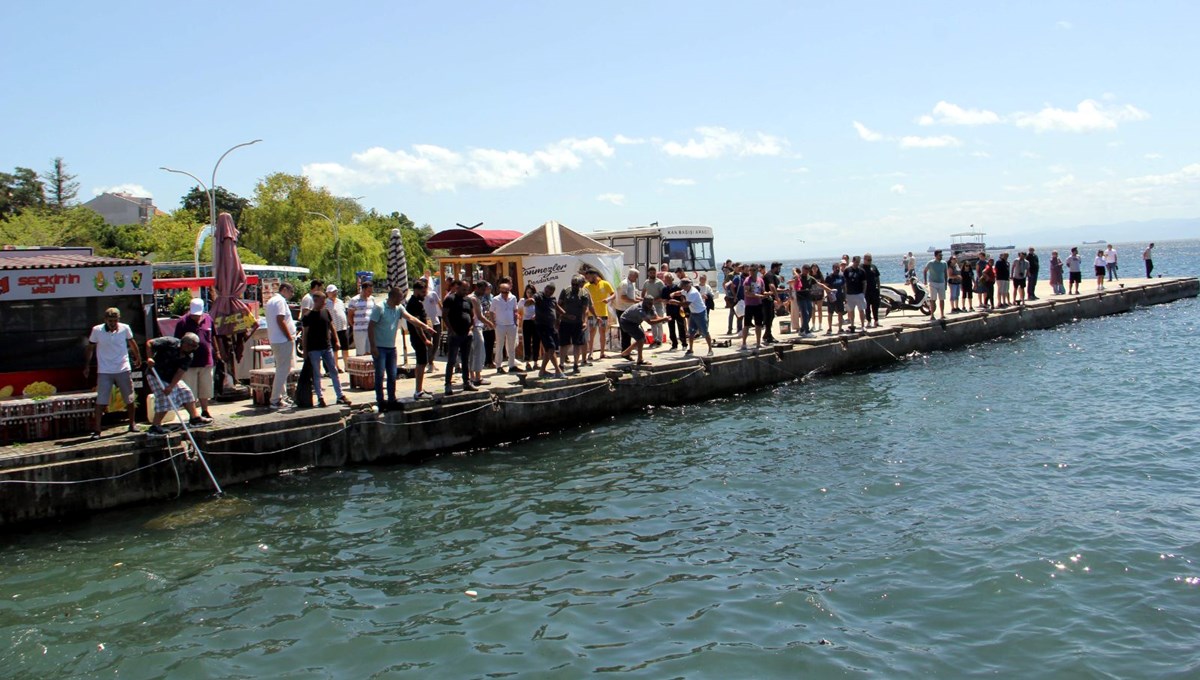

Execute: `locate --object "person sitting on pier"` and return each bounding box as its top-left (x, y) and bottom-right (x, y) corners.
top-left (618, 298), bottom-right (670, 365)
top-left (145, 332), bottom-right (211, 436)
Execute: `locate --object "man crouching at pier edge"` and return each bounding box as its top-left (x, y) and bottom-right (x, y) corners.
top-left (145, 332), bottom-right (212, 436)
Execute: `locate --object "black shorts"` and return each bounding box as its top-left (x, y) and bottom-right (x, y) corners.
top-left (560, 320), bottom-right (585, 346)
top-left (1070, 271), bottom-right (1082, 283)
top-left (619, 321), bottom-right (643, 342)
top-left (537, 325), bottom-right (560, 351)
top-left (1094, 266), bottom-right (1107, 276)
top-left (336, 329), bottom-right (350, 350)
top-left (743, 304), bottom-right (765, 327)
top-left (409, 332), bottom-right (428, 364)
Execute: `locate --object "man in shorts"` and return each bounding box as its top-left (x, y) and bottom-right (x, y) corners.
top-left (145, 332), bottom-right (211, 436)
top-left (558, 275), bottom-right (593, 373)
top-left (843, 255), bottom-right (868, 332)
top-left (923, 249), bottom-right (949, 321)
top-left (678, 278), bottom-right (713, 356)
top-left (174, 298), bottom-right (217, 419)
top-left (405, 281), bottom-right (436, 399)
top-left (641, 269), bottom-right (666, 347)
top-left (740, 264), bottom-right (765, 350)
top-left (1065, 247), bottom-right (1083, 295)
top-left (584, 269), bottom-right (615, 361)
top-left (535, 284), bottom-right (567, 377)
top-left (85, 307), bottom-right (142, 438)
top-left (618, 298), bottom-right (670, 365)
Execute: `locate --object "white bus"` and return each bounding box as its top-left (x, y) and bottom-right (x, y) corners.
top-left (585, 225), bottom-right (717, 283)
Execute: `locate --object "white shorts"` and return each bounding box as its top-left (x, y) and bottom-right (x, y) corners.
top-left (930, 282), bottom-right (946, 299)
top-left (845, 293), bottom-right (866, 312)
top-left (183, 366), bottom-right (214, 400)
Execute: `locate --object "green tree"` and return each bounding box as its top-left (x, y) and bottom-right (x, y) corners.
top-left (144, 210), bottom-right (205, 262)
top-left (0, 167), bottom-right (46, 219)
top-left (358, 210), bottom-right (439, 282)
top-left (180, 185), bottom-right (250, 227)
top-left (40, 157), bottom-right (79, 210)
top-left (240, 173), bottom-right (344, 266)
top-left (0, 206), bottom-right (105, 247)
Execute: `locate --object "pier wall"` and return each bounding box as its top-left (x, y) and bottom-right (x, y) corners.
top-left (1, 278), bottom-right (1195, 528)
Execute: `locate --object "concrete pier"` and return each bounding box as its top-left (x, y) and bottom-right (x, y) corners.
top-left (1, 276), bottom-right (1195, 529)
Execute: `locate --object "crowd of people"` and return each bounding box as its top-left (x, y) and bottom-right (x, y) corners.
top-left (83, 241), bottom-right (1161, 436)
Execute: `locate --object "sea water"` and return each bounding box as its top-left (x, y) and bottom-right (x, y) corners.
top-left (1, 240), bottom-right (1197, 678)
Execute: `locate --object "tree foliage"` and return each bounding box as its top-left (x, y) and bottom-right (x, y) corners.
top-left (0, 167), bottom-right (46, 219)
top-left (180, 185), bottom-right (250, 227)
top-left (40, 157), bottom-right (79, 210)
top-left (0, 206), bottom-right (105, 248)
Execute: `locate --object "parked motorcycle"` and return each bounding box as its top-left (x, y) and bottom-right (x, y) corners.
top-left (879, 281), bottom-right (933, 316)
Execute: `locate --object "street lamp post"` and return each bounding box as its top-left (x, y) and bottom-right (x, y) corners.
top-left (306, 195), bottom-right (364, 287)
top-left (161, 138), bottom-right (261, 279)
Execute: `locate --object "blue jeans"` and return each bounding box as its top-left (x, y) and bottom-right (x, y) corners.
top-left (1106, 263), bottom-right (1118, 281)
top-left (798, 297), bottom-right (813, 333)
top-left (307, 349), bottom-right (344, 402)
top-left (444, 333), bottom-right (472, 386)
top-left (374, 346), bottom-right (397, 405)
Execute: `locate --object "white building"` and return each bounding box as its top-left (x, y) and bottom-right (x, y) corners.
top-left (83, 192), bottom-right (163, 226)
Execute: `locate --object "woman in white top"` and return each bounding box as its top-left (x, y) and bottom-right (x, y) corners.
top-left (1094, 250), bottom-right (1108, 291)
top-left (326, 284), bottom-right (350, 371)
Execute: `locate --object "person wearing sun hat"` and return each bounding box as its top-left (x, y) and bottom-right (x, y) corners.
top-left (325, 284), bottom-right (350, 371)
top-left (173, 297), bottom-right (217, 419)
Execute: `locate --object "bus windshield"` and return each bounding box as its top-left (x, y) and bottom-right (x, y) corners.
top-left (664, 239), bottom-right (715, 272)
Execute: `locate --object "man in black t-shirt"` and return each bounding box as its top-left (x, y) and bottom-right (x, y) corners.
top-left (660, 273), bottom-right (687, 350)
top-left (405, 281), bottom-right (434, 398)
top-left (534, 284), bottom-right (566, 377)
top-left (842, 256), bottom-right (867, 332)
top-left (761, 262), bottom-right (782, 343)
top-left (442, 279), bottom-right (478, 395)
top-left (557, 276), bottom-right (593, 373)
top-left (862, 253), bottom-right (882, 328)
top-left (300, 291), bottom-right (349, 407)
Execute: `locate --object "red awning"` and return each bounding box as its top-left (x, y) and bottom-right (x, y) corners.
top-left (426, 229), bottom-right (522, 255)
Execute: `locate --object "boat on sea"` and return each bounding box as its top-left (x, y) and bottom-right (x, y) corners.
top-left (1083, 239), bottom-right (1106, 244)
top-left (948, 229), bottom-right (987, 264)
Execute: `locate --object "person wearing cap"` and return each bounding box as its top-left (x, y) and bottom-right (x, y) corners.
top-left (325, 284), bottom-right (350, 371)
top-left (85, 307), bottom-right (142, 439)
top-left (173, 298), bottom-right (217, 419)
top-left (145, 332), bottom-right (211, 435)
top-left (347, 279), bottom-right (377, 356)
top-left (266, 281), bottom-right (296, 409)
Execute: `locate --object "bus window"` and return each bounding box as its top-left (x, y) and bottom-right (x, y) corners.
top-left (664, 238), bottom-right (715, 272)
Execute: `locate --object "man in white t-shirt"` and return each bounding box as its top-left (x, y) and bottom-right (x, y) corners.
top-left (1105, 245), bottom-right (1119, 281)
top-left (490, 282), bottom-right (520, 373)
top-left (265, 282), bottom-right (296, 408)
top-left (298, 279), bottom-right (324, 319)
top-left (614, 268), bottom-right (642, 353)
top-left (84, 307), bottom-right (143, 439)
top-left (347, 280), bottom-right (377, 356)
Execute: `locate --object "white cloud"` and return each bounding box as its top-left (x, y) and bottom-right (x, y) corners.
top-left (788, 167), bottom-right (811, 173)
top-left (92, 183), bottom-right (152, 198)
top-left (890, 184), bottom-right (907, 195)
top-left (663, 177), bottom-right (696, 186)
top-left (595, 193), bottom-right (626, 205)
top-left (1144, 153), bottom-right (1163, 160)
top-left (853, 121), bottom-right (884, 142)
top-left (917, 101), bottom-right (1003, 126)
top-left (1044, 173), bottom-right (1077, 189)
top-left (613, 134), bottom-right (646, 145)
top-left (660, 126), bottom-right (788, 158)
top-left (1125, 163), bottom-right (1200, 187)
top-left (302, 136), bottom-right (614, 193)
top-left (971, 151), bottom-right (992, 158)
top-left (899, 135), bottom-right (962, 149)
top-left (1020, 151), bottom-right (1042, 159)
top-left (1048, 164), bottom-right (1070, 174)
top-left (1014, 99), bottom-right (1149, 133)
top-left (1056, 20), bottom-right (1073, 30)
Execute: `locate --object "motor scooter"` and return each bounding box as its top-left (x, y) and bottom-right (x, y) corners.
top-left (879, 280), bottom-right (933, 316)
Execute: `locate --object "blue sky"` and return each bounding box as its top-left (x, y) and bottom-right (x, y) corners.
top-left (3, 1), bottom-right (1197, 259)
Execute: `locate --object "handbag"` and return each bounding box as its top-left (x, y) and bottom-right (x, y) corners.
top-left (734, 299), bottom-right (746, 317)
